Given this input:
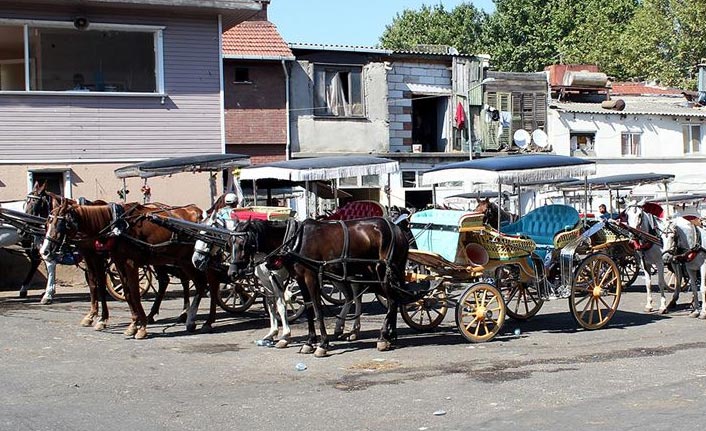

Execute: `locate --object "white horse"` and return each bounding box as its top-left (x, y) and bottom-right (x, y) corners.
top-left (624, 202), bottom-right (670, 313)
top-left (661, 216), bottom-right (706, 319)
top-left (0, 197), bottom-right (57, 304)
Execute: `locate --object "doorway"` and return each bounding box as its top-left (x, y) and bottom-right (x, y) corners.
top-left (412, 96), bottom-right (448, 152)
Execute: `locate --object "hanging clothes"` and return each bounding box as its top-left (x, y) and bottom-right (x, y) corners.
top-left (455, 102), bottom-right (465, 130)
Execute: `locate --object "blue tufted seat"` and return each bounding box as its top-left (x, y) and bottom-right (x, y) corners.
top-left (500, 204), bottom-right (579, 248)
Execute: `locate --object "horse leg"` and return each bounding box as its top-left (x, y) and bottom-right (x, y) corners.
top-left (313, 285), bottom-right (330, 358)
top-left (121, 260), bottom-right (149, 339)
top-left (270, 271), bottom-right (291, 348)
top-left (641, 257), bottom-right (655, 312)
top-left (178, 275), bottom-right (190, 324)
top-left (347, 284), bottom-right (363, 342)
top-left (333, 286), bottom-right (352, 340)
top-left (378, 299), bottom-right (398, 351)
top-left (39, 259), bottom-right (57, 305)
top-left (81, 268), bottom-right (100, 328)
top-left (147, 267), bottom-right (170, 324)
top-left (297, 272), bottom-right (317, 355)
top-left (84, 256), bottom-right (109, 330)
top-left (19, 248), bottom-right (42, 298)
top-left (667, 263), bottom-right (681, 310)
top-left (698, 262), bottom-right (706, 319)
top-left (654, 258), bottom-right (669, 314)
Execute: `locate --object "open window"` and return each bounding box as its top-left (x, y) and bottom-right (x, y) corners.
top-left (27, 169), bottom-right (71, 198)
top-left (570, 131), bottom-right (596, 157)
top-left (0, 20), bottom-right (164, 94)
top-left (313, 65), bottom-right (364, 117)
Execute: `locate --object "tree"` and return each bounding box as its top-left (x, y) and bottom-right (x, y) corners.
top-left (380, 3), bottom-right (487, 54)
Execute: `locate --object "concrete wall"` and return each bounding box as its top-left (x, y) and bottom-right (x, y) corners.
top-left (289, 61), bottom-right (389, 155)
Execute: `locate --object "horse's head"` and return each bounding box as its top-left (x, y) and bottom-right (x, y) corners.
top-left (24, 181), bottom-right (52, 218)
top-left (661, 217), bottom-right (696, 262)
top-left (40, 200), bottom-right (78, 260)
top-left (472, 198), bottom-right (493, 224)
top-left (625, 201), bottom-right (647, 230)
top-left (227, 220), bottom-right (259, 278)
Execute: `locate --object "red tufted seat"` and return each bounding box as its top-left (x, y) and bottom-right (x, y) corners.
top-left (324, 200), bottom-right (386, 221)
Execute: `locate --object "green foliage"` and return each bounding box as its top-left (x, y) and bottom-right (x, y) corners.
top-left (379, 0), bottom-right (706, 87)
top-left (380, 3), bottom-right (487, 54)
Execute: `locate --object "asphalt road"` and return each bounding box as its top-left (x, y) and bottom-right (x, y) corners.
top-left (1, 280), bottom-right (706, 431)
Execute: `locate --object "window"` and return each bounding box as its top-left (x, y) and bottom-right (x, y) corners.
top-left (683, 124), bottom-right (702, 154)
top-left (570, 132), bottom-right (595, 157)
top-left (234, 67), bottom-right (250, 83)
top-left (621, 132), bottom-right (641, 156)
top-left (0, 21), bottom-right (163, 94)
top-left (402, 171), bottom-right (417, 188)
top-left (313, 65), bottom-right (364, 117)
top-left (28, 169), bottom-right (71, 199)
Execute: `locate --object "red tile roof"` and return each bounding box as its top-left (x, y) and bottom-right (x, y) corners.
top-left (223, 20), bottom-right (293, 59)
top-left (611, 82), bottom-right (683, 96)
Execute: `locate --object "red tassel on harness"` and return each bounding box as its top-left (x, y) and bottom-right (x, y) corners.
top-left (631, 239), bottom-right (652, 251)
top-left (94, 237), bottom-right (115, 252)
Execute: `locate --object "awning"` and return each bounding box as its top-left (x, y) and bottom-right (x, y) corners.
top-left (405, 83), bottom-right (452, 96)
top-left (239, 156), bottom-right (399, 181)
top-left (115, 154), bottom-right (251, 179)
top-left (585, 173), bottom-right (674, 190)
top-left (422, 154), bottom-right (596, 186)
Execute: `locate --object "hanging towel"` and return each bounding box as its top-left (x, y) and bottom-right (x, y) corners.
top-left (500, 111), bottom-right (512, 128)
top-left (455, 102), bottom-right (466, 129)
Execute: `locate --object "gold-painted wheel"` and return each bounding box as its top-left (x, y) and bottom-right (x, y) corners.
top-left (216, 275), bottom-right (258, 314)
top-left (455, 282), bottom-right (506, 343)
top-left (401, 284), bottom-right (448, 331)
top-left (569, 253), bottom-right (622, 330)
top-left (618, 252), bottom-right (640, 288)
top-left (503, 280), bottom-right (544, 320)
top-left (106, 260), bottom-right (154, 301)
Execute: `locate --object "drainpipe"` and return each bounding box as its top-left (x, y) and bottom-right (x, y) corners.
top-left (282, 59), bottom-right (291, 160)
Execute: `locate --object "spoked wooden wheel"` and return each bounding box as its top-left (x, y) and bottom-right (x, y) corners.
top-left (665, 265), bottom-right (689, 293)
top-left (455, 282), bottom-right (506, 343)
top-left (105, 261), bottom-right (155, 301)
top-left (503, 281), bottom-right (544, 320)
top-left (321, 283), bottom-right (346, 305)
top-left (216, 275), bottom-right (258, 314)
top-left (400, 283), bottom-right (448, 331)
top-left (569, 253), bottom-right (622, 330)
top-left (618, 251), bottom-right (640, 288)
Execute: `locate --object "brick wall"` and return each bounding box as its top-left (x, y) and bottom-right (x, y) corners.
top-left (227, 144), bottom-right (285, 164)
top-left (224, 61), bottom-right (287, 145)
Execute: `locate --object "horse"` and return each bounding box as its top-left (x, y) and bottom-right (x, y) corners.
top-left (41, 200), bottom-right (209, 339)
top-left (661, 216), bottom-right (706, 319)
top-left (473, 198), bottom-right (517, 229)
top-left (624, 202), bottom-right (671, 313)
top-left (232, 217), bottom-right (410, 358)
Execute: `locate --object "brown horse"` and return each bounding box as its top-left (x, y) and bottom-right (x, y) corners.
top-left (473, 198), bottom-right (517, 229)
top-left (231, 217), bottom-right (410, 357)
top-left (41, 200), bottom-right (208, 339)
top-left (29, 188), bottom-right (192, 329)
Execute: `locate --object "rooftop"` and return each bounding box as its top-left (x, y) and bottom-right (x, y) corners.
top-left (223, 20), bottom-right (293, 60)
top-left (551, 96), bottom-right (706, 117)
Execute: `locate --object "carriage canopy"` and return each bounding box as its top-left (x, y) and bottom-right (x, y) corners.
top-left (421, 154), bottom-right (596, 186)
top-left (239, 156), bottom-right (399, 182)
top-left (114, 154), bottom-right (251, 179)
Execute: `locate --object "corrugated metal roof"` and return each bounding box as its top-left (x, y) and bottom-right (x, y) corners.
top-left (223, 21), bottom-right (294, 60)
top-left (406, 83), bottom-right (452, 95)
top-left (611, 82), bottom-right (683, 96)
top-left (288, 43), bottom-right (391, 54)
top-left (552, 96), bottom-right (706, 117)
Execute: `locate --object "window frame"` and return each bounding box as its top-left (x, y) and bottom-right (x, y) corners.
top-left (0, 18), bottom-right (165, 97)
top-left (26, 168), bottom-right (72, 199)
top-left (620, 131), bottom-right (642, 157)
top-left (313, 63), bottom-right (365, 118)
top-left (682, 124), bottom-right (702, 155)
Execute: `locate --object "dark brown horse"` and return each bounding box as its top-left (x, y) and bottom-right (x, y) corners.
top-left (473, 198), bottom-right (517, 229)
top-left (231, 217), bottom-right (410, 357)
top-left (41, 200), bottom-right (208, 339)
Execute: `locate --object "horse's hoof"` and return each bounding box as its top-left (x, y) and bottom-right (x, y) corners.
top-left (135, 327), bottom-right (148, 340)
top-left (18, 289), bottom-right (27, 299)
top-left (658, 307), bottom-right (668, 315)
top-left (698, 312), bottom-right (706, 320)
top-left (644, 306), bottom-right (654, 313)
top-left (667, 300), bottom-right (678, 310)
top-left (177, 313), bottom-right (188, 324)
top-left (80, 317), bottom-right (94, 327)
top-left (275, 339), bottom-right (289, 349)
top-left (314, 347), bottom-right (328, 358)
top-left (299, 344), bottom-right (315, 354)
top-left (124, 323), bottom-right (137, 337)
top-left (94, 321), bottom-right (107, 331)
top-left (186, 322), bottom-right (197, 333)
top-left (689, 310), bottom-right (701, 318)
top-left (39, 296), bottom-right (53, 305)
top-left (201, 323), bottom-right (213, 333)
top-left (376, 340), bottom-right (392, 351)
top-left (147, 315), bottom-right (156, 324)
top-left (333, 331), bottom-right (344, 340)
top-left (347, 332), bottom-right (359, 342)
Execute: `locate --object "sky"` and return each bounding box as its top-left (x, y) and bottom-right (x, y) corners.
top-left (268, 0), bottom-right (495, 47)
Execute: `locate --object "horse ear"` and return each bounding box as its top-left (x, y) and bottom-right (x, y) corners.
top-left (637, 198), bottom-right (647, 207)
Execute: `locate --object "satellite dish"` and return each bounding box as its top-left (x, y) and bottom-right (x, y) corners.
top-left (532, 129), bottom-right (549, 148)
top-left (513, 129), bottom-right (531, 149)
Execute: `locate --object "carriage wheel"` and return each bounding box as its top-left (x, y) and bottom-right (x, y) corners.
top-left (618, 252), bottom-right (639, 288)
top-left (455, 282), bottom-right (506, 343)
top-left (400, 284), bottom-right (448, 331)
top-left (105, 261), bottom-right (155, 301)
top-left (503, 281), bottom-right (544, 320)
top-left (216, 276), bottom-right (258, 314)
top-left (665, 266), bottom-right (689, 293)
top-left (569, 253), bottom-right (622, 330)
top-left (320, 283), bottom-right (346, 305)
top-left (375, 292), bottom-right (389, 309)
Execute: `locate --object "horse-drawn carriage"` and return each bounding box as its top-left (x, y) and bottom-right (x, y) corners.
top-left (402, 155), bottom-right (628, 342)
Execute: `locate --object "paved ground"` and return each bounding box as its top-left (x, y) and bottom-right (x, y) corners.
top-left (2, 279), bottom-right (706, 431)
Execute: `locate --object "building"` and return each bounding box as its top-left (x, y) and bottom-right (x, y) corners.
top-left (0, 0), bottom-right (262, 209)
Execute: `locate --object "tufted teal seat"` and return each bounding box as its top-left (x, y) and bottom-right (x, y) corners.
top-left (501, 204), bottom-right (579, 248)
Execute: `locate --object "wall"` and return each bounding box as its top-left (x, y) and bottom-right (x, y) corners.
top-left (0, 5), bottom-right (223, 162)
top-left (289, 61), bottom-right (389, 155)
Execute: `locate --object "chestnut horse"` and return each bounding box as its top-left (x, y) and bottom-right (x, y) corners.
top-left (473, 198), bottom-right (517, 229)
top-left (41, 201), bottom-right (208, 339)
top-left (231, 217), bottom-right (410, 357)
